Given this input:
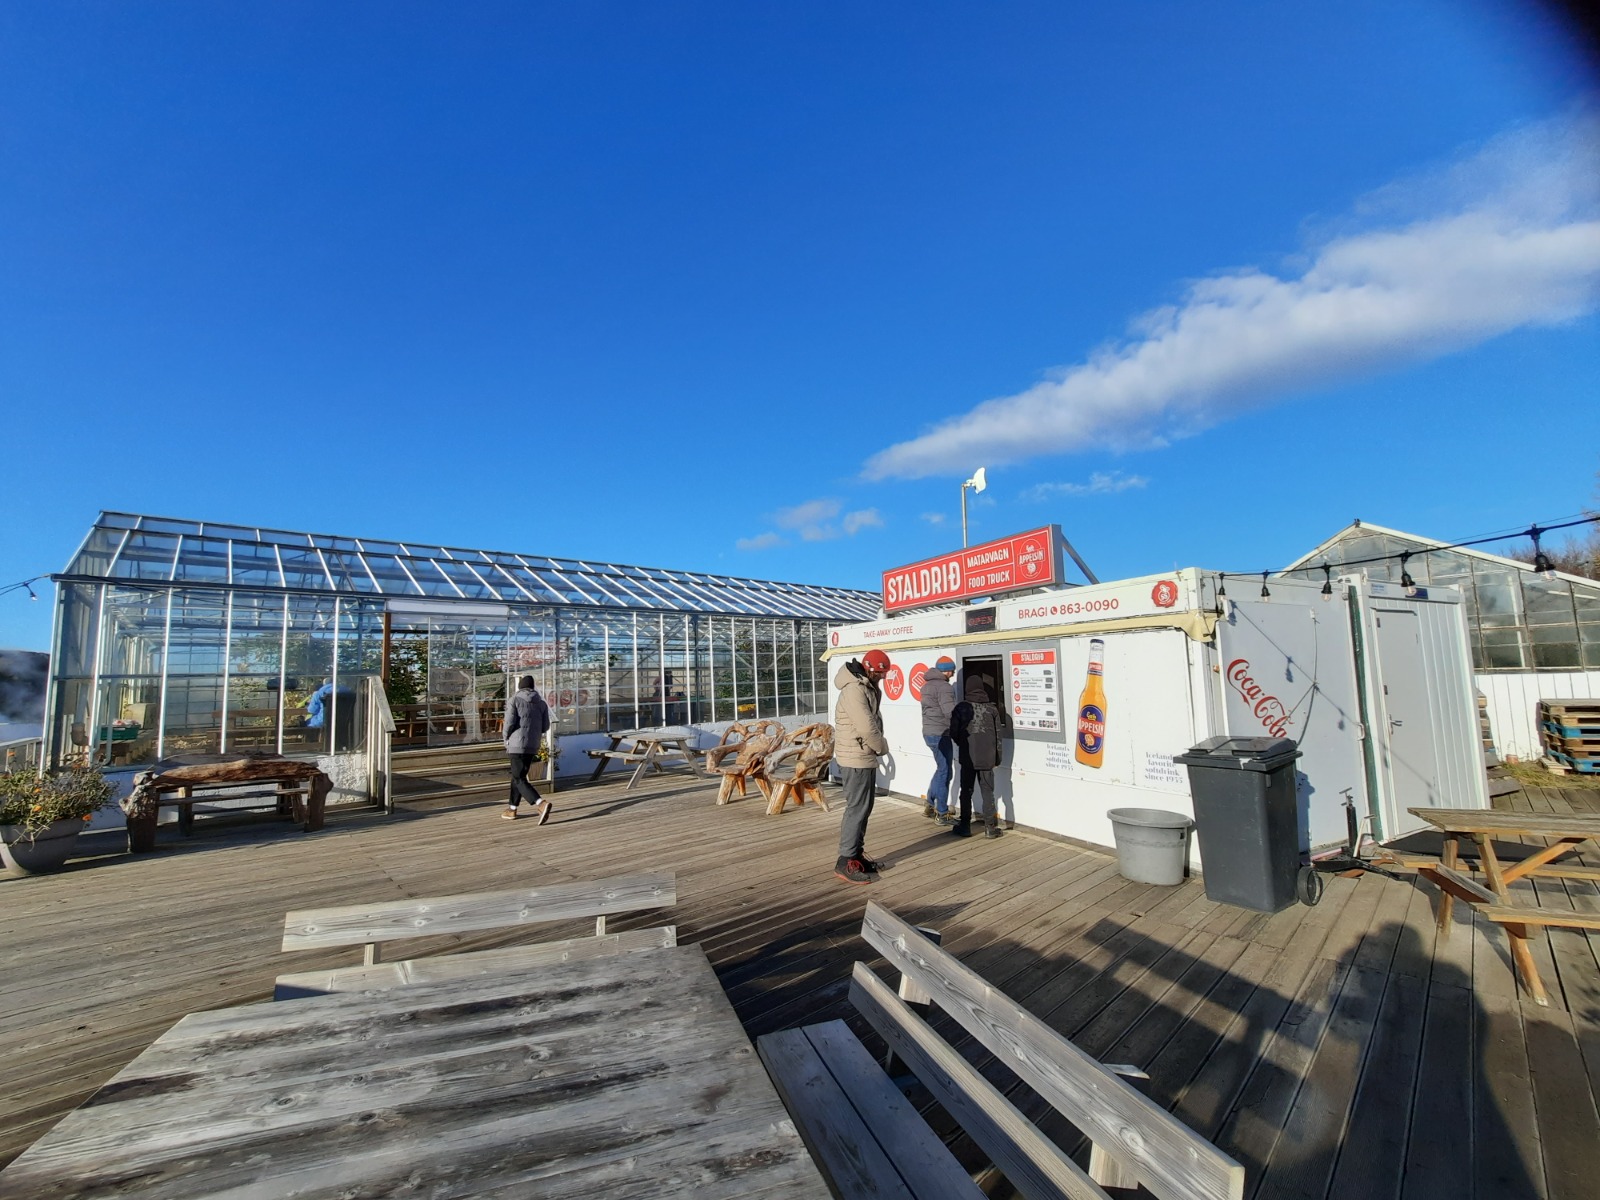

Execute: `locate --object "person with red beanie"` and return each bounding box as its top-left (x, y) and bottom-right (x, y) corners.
top-left (831, 648), bottom-right (890, 883)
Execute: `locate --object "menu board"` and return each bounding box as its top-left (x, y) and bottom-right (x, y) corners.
top-left (1009, 649), bottom-right (1061, 733)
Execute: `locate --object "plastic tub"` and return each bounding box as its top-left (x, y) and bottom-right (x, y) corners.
top-left (1106, 808), bottom-right (1194, 885)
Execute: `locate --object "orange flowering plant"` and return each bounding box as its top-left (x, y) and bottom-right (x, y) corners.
top-left (0, 766), bottom-right (113, 841)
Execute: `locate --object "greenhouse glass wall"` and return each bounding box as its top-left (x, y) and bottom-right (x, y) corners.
top-left (1283, 521), bottom-right (1600, 671)
top-left (46, 513), bottom-right (882, 780)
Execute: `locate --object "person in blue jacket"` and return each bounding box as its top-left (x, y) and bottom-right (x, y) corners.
top-left (305, 679), bottom-right (356, 751)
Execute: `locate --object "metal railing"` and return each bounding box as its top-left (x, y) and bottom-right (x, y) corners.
top-left (367, 678), bottom-right (397, 812)
top-left (1, 737), bottom-right (43, 774)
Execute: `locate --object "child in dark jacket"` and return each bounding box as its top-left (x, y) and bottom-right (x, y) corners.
top-left (951, 675), bottom-right (1004, 838)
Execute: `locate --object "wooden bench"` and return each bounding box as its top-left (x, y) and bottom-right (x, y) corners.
top-left (121, 755), bottom-right (333, 853)
top-left (759, 722), bottom-right (835, 815)
top-left (707, 719), bottom-right (786, 805)
top-left (757, 901), bottom-right (1245, 1200)
top-left (274, 870), bottom-right (676, 1000)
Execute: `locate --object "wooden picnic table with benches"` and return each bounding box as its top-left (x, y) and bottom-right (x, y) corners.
top-left (1388, 805), bottom-right (1600, 1006)
top-left (0, 938), bottom-right (830, 1198)
top-left (119, 753), bottom-right (333, 853)
top-left (757, 900), bottom-right (1245, 1200)
top-left (585, 726), bottom-right (705, 789)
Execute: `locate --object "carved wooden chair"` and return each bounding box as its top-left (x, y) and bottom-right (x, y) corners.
top-left (759, 723), bottom-right (835, 815)
top-left (706, 720), bottom-right (787, 805)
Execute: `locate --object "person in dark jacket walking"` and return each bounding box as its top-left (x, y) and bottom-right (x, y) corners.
top-left (919, 656), bottom-right (957, 822)
top-left (951, 674), bottom-right (1004, 838)
top-left (502, 676), bottom-right (553, 823)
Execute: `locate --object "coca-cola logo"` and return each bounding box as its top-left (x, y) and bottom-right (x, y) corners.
top-left (1226, 658), bottom-right (1293, 737)
top-left (1151, 579), bottom-right (1178, 608)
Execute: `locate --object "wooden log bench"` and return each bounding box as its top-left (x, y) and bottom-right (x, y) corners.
top-left (274, 869), bottom-right (677, 999)
top-left (121, 754), bottom-right (333, 853)
top-left (757, 901), bottom-right (1245, 1200)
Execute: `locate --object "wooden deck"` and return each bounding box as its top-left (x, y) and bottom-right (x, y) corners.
top-left (2, 775), bottom-right (1598, 1199)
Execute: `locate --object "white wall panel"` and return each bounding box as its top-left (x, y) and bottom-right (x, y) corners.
top-left (1477, 670), bottom-right (1600, 760)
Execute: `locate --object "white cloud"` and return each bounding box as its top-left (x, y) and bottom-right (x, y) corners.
top-left (920, 512), bottom-right (947, 525)
top-left (766, 497), bottom-right (882, 540)
top-left (842, 508), bottom-right (883, 535)
top-left (1023, 472), bottom-right (1149, 502)
top-left (736, 532), bottom-right (784, 552)
top-left (864, 111), bottom-right (1600, 480)
top-left (774, 498), bottom-right (842, 541)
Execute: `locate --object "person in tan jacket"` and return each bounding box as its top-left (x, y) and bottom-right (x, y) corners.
top-left (832, 649), bottom-right (891, 883)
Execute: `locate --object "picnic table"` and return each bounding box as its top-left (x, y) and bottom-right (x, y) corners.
top-left (1396, 806), bottom-right (1600, 1005)
top-left (0, 944), bottom-right (831, 1199)
top-left (586, 725), bottom-right (705, 789)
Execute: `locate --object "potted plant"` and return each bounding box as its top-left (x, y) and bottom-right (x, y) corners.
top-left (530, 740), bottom-right (553, 782)
top-left (0, 766), bottom-right (113, 877)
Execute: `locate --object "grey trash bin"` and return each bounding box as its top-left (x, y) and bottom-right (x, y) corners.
top-left (1106, 808), bottom-right (1194, 885)
top-left (1174, 735), bottom-right (1303, 912)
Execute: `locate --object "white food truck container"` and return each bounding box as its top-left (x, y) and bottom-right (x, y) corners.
top-left (827, 567), bottom-right (1486, 857)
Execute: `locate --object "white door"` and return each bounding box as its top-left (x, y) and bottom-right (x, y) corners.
top-left (1371, 607), bottom-right (1442, 828)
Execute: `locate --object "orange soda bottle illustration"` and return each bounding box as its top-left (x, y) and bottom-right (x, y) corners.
top-left (1075, 638), bottom-right (1107, 768)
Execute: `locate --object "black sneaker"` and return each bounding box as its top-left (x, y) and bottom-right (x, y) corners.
top-left (950, 823), bottom-right (972, 838)
top-left (858, 855), bottom-right (886, 873)
top-left (834, 857), bottom-right (873, 885)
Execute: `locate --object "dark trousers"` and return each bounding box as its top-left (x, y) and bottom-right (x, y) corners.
top-left (837, 765), bottom-right (877, 860)
top-left (958, 760), bottom-right (996, 826)
top-left (508, 753), bottom-right (543, 808)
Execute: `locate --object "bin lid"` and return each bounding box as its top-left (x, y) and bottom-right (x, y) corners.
top-left (1172, 735), bottom-right (1301, 772)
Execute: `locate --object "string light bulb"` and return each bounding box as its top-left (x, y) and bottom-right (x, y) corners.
top-left (1320, 563), bottom-right (1334, 600)
top-left (1530, 526), bottom-right (1556, 580)
top-left (1260, 571), bottom-right (1271, 598)
top-left (25, 582), bottom-right (38, 602)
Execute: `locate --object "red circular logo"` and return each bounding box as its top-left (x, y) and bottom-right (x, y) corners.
top-left (882, 665), bottom-right (905, 701)
top-left (1151, 579), bottom-right (1179, 609)
top-left (908, 663), bottom-right (928, 701)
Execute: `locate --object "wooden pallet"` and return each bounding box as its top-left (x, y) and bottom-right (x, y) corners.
top-left (1542, 718), bottom-right (1600, 738)
top-left (1542, 749), bottom-right (1600, 775)
top-left (1538, 699), bottom-right (1600, 725)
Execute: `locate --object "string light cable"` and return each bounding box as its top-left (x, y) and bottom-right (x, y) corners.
top-left (1211, 513), bottom-right (1600, 586)
top-left (0, 575), bottom-right (47, 602)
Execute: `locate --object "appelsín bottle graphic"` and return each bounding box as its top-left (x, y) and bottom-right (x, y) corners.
top-left (1075, 638), bottom-right (1107, 768)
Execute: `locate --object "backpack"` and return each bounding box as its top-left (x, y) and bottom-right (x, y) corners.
top-left (967, 702), bottom-right (998, 744)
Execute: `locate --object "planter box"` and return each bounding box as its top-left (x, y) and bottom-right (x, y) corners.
top-left (1, 819), bottom-right (84, 877)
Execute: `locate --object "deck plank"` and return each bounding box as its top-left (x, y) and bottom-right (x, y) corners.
top-left (0, 774), bottom-right (1596, 1200)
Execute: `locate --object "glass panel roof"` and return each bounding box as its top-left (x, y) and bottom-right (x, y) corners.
top-left (60, 511), bottom-right (882, 621)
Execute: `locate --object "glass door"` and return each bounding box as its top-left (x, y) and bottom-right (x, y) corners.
top-left (426, 619), bottom-right (509, 746)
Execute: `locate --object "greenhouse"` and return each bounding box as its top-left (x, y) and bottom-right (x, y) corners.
top-left (45, 512), bottom-right (882, 776)
top-left (1283, 520), bottom-right (1600, 671)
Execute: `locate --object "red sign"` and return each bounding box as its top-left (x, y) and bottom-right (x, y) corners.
top-left (1151, 579), bottom-right (1178, 608)
top-left (883, 525), bottom-right (1062, 614)
top-left (882, 665), bottom-right (905, 701)
top-left (909, 663), bottom-right (928, 701)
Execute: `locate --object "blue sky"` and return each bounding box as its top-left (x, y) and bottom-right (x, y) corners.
top-left (2, 1), bottom-right (1596, 652)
